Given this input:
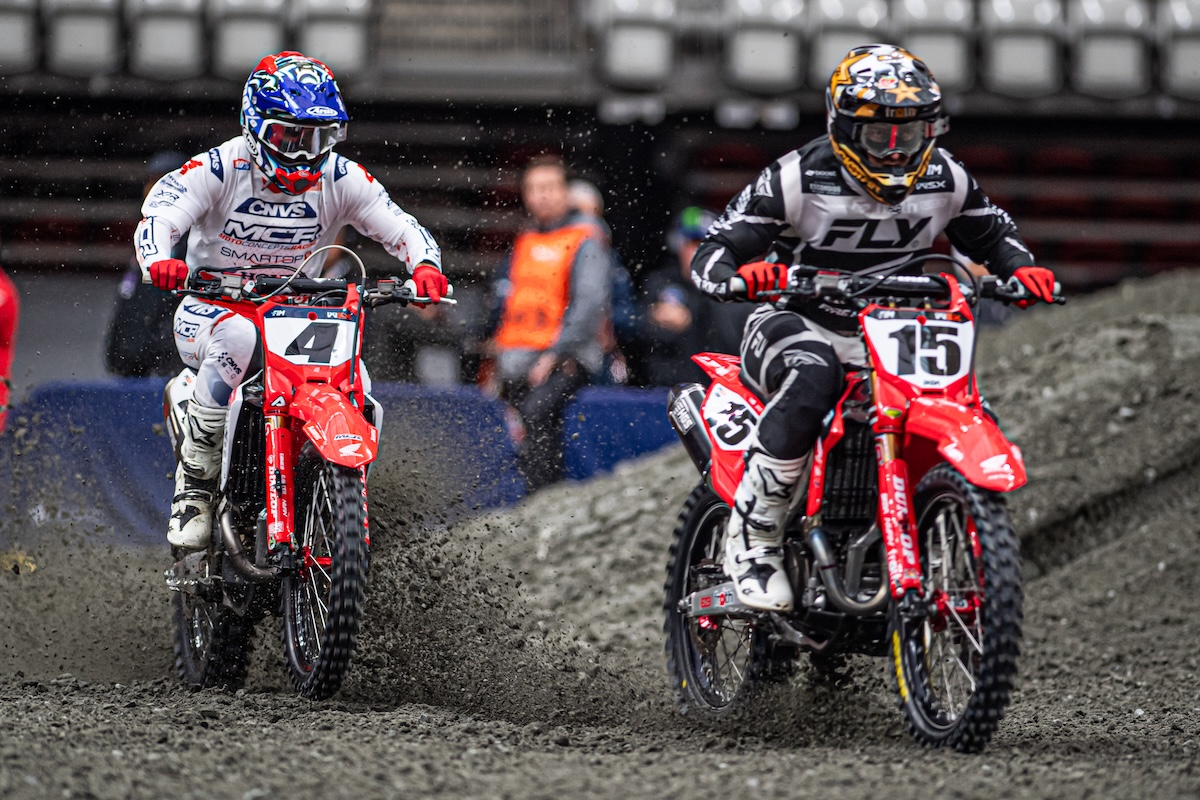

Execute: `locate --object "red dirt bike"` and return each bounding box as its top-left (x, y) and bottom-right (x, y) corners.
top-left (663, 255), bottom-right (1060, 752)
top-left (164, 247), bottom-right (454, 699)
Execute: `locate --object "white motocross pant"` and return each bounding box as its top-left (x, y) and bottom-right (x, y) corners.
top-left (173, 298), bottom-right (371, 408)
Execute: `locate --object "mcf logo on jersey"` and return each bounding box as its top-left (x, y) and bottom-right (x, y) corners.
top-left (221, 219), bottom-right (322, 244)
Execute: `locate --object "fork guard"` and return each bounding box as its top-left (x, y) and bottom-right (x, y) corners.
top-left (904, 396), bottom-right (1027, 492)
top-left (289, 384), bottom-right (379, 469)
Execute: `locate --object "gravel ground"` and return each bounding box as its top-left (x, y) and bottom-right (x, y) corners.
top-left (2, 271), bottom-right (1200, 798)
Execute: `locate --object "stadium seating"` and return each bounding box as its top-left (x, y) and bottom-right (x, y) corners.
top-left (807, 0), bottom-right (892, 87)
top-left (1159, 0), bottom-right (1200, 97)
top-left (0, 0), bottom-right (38, 74)
top-left (1068, 0), bottom-right (1153, 96)
top-left (43, 0), bottom-right (123, 76)
top-left (724, 0), bottom-right (807, 92)
top-left (126, 0), bottom-right (207, 79)
top-left (979, 0), bottom-right (1067, 96)
top-left (294, 0), bottom-right (372, 77)
top-left (208, 0), bottom-right (288, 80)
top-left (590, 0), bottom-right (676, 89)
top-left (894, 0), bottom-right (975, 89)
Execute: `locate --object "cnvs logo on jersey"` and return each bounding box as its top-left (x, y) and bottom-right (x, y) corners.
top-left (234, 199), bottom-right (318, 218)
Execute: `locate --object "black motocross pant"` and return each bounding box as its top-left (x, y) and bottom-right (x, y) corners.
top-left (739, 306), bottom-right (858, 461)
top-left (502, 364), bottom-right (588, 492)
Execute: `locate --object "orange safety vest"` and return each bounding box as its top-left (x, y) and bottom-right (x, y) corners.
top-left (494, 223), bottom-right (597, 352)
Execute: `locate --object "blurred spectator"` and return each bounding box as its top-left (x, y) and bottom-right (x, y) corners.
top-left (638, 206), bottom-right (754, 386)
top-left (568, 178), bottom-right (635, 385)
top-left (0, 261), bottom-right (18, 434)
top-left (104, 151), bottom-right (189, 377)
top-left (488, 155), bottom-right (613, 491)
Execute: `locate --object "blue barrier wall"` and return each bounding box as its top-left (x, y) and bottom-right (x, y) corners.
top-left (564, 387), bottom-right (673, 481)
top-left (0, 381), bottom-right (676, 545)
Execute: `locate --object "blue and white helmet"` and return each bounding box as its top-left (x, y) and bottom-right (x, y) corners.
top-left (240, 51), bottom-right (349, 195)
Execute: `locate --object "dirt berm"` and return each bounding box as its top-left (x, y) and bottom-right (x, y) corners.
top-left (1, 271), bottom-right (1199, 798)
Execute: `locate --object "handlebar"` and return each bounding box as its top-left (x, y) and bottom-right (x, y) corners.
top-left (182, 271), bottom-right (456, 307)
top-left (727, 255), bottom-right (1065, 307)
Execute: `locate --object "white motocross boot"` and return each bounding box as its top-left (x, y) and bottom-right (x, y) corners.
top-left (725, 446), bottom-right (808, 612)
top-left (168, 402), bottom-right (226, 550)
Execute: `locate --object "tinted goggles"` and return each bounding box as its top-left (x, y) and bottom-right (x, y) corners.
top-left (857, 121), bottom-right (930, 159)
top-left (258, 120), bottom-right (344, 160)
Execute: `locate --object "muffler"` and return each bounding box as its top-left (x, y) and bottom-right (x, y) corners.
top-left (667, 383), bottom-right (710, 473)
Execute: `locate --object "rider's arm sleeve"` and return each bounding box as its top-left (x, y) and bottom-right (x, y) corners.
top-left (690, 161), bottom-right (791, 300)
top-left (340, 162), bottom-right (442, 272)
top-left (551, 238), bottom-right (612, 360)
top-left (133, 154), bottom-right (219, 279)
top-left (944, 162), bottom-right (1036, 280)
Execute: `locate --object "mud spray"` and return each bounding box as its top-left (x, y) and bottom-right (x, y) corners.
top-left (2, 272), bottom-right (1199, 797)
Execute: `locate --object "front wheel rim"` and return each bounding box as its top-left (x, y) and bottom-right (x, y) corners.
top-left (915, 490), bottom-right (986, 728)
top-left (292, 467), bottom-right (337, 670)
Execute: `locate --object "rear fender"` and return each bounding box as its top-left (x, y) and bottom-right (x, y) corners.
top-left (905, 397), bottom-right (1026, 492)
top-left (692, 353), bottom-right (764, 505)
top-left (289, 383), bottom-right (378, 469)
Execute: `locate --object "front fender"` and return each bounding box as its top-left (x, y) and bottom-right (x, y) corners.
top-left (905, 397), bottom-right (1026, 492)
top-left (290, 384), bottom-right (378, 469)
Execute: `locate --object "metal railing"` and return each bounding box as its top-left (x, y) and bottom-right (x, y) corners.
top-left (378, 0), bottom-right (583, 58)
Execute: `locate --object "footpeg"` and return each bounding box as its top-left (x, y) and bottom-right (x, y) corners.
top-left (165, 552), bottom-right (209, 595)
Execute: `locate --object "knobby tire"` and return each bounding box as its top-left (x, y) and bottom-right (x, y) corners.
top-left (281, 454), bottom-right (368, 700)
top-left (891, 463), bottom-right (1023, 753)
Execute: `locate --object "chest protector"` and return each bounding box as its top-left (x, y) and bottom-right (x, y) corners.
top-left (495, 224), bottom-right (596, 352)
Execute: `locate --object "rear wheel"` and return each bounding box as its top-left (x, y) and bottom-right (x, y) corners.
top-left (891, 464), bottom-right (1023, 752)
top-left (663, 483), bottom-right (780, 715)
top-left (172, 549), bottom-right (255, 691)
top-left (281, 451), bottom-right (368, 700)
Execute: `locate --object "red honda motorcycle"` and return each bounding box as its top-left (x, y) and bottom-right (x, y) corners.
top-left (164, 247), bottom-right (453, 699)
top-left (663, 255), bottom-right (1059, 752)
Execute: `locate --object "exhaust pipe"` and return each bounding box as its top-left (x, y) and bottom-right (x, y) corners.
top-left (667, 383), bottom-right (710, 474)
top-left (808, 528), bottom-right (890, 615)
top-left (221, 510), bottom-right (280, 583)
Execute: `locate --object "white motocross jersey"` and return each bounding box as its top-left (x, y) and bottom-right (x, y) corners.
top-left (135, 137), bottom-right (442, 279)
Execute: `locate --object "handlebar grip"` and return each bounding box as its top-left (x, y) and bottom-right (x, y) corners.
top-left (400, 278), bottom-right (458, 305)
top-left (727, 276), bottom-right (748, 297)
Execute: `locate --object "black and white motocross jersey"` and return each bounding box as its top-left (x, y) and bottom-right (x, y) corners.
top-left (691, 136), bottom-right (1034, 332)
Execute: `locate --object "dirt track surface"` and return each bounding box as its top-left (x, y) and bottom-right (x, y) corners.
top-left (3, 271), bottom-right (1200, 798)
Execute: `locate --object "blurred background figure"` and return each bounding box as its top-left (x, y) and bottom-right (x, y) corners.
top-left (104, 151), bottom-right (189, 377)
top-left (487, 155), bottom-right (613, 490)
top-left (638, 206), bottom-right (754, 386)
top-left (0, 260), bottom-right (17, 434)
top-left (568, 178), bottom-right (635, 386)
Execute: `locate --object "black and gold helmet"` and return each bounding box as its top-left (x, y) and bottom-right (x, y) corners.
top-left (826, 44), bottom-right (949, 206)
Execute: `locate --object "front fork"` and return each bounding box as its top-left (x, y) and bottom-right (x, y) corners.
top-left (265, 414), bottom-right (295, 551)
top-left (875, 432), bottom-right (923, 600)
top-left (264, 416), bottom-right (373, 555)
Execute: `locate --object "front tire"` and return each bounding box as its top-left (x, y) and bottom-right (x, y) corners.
top-left (663, 483), bottom-right (778, 716)
top-left (891, 463), bottom-right (1023, 752)
top-left (281, 451), bottom-right (368, 700)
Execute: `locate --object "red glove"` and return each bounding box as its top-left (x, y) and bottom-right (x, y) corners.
top-left (735, 261), bottom-right (789, 301)
top-left (148, 258), bottom-right (189, 291)
top-left (1012, 266), bottom-right (1056, 308)
top-left (412, 263), bottom-right (448, 307)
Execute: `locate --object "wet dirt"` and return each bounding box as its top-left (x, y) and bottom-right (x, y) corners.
top-left (2, 271), bottom-right (1200, 798)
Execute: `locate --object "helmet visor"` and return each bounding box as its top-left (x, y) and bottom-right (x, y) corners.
top-left (857, 121), bottom-right (929, 160)
top-left (259, 120), bottom-right (343, 162)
